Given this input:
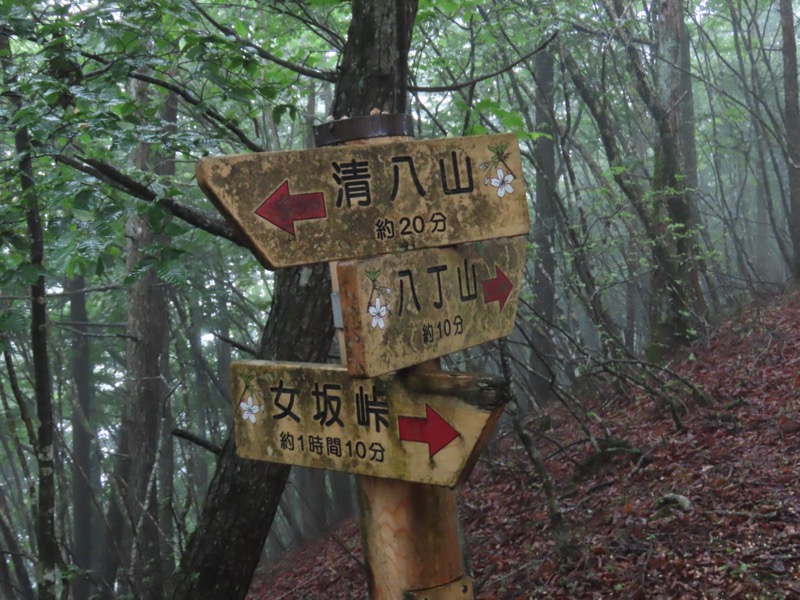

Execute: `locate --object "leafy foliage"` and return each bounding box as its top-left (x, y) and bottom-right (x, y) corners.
top-left (1, 0), bottom-right (799, 596)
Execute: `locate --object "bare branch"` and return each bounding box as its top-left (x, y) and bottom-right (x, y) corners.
top-left (172, 429), bottom-right (222, 455)
top-left (410, 31), bottom-right (558, 93)
top-left (212, 332), bottom-right (257, 358)
top-left (53, 153), bottom-right (249, 247)
top-left (188, 0), bottom-right (336, 83)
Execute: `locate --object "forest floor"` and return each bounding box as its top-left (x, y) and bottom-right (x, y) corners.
top-left (248, 292), bottom-right (800, 599)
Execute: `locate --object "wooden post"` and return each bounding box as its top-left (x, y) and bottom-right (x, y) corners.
top-left (320, 125), bottom-right (474, 600)
top-left (358, 477), bottom-right (471, 599)
top-left (356, 363), bottom-right (472, 600)
top-left (198, 116), bottom-right (523, 597)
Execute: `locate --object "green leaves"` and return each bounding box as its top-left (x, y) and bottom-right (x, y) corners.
top-left (272, 104), bottom-right (298, 126)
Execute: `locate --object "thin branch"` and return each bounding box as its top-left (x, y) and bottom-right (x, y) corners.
top-left (213, 332), bottom-right (257, 357)
top-left (1, 346), bottom-right (37, 453)
top-left (171, 428), bottom-right (222, 455)
top-left (188, 0), bottom-right (336, 82)
top-left (271, 2), bottom-right (345, 50)
top-left (53, 153), bottom-right (248, 247)
top-left (126, 70), bottom-right (265, 152)
top-left (410, 31), bottom-right (558, 92)
top-left (77, 51), bottom-right (265, 152)
top-left (50, 320), bottom-right (127, 329)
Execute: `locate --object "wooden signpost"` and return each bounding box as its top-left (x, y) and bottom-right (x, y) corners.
top-left (196, 133), bottom-right (529, 268)
top-left (337, 236), bottom-right (527, 377)
top-left (232, 361), bottom-right (506, 487)
top-left (199, 119), bottom-right (530, 599)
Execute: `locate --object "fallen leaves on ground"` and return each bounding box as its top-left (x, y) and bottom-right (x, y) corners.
top-left (249, 293), bottom-right (800, 599)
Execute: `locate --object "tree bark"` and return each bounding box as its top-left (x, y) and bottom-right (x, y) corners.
top-left (1, 29), bottom-right (58, 600)
top-left (123, 211), bottom-right (170, 600)
top-left (98, 78), bottom-right (174, 600)
top-left (67, 275), bottom-right (95, 600)
top-left (779, 0), bottom-right (800, 281)
top-left (173, 2), bottom-right (417, 597)
top-left (332, 0), bottom-right (417, 117)
top-left (0, 485), bottom-right (35, 599)
top-left (647, 0), bottom-right (706, 350)
top-left (530, 47), bottom-right (558, 405)
top-left (171, 264), bottom-right (334, 600)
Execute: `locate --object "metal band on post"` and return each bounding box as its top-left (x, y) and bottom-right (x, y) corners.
top-left (314, 113), bottom-right (415, 148)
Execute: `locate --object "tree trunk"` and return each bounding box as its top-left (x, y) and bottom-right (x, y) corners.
top-left (124, 208), bottom-right (170, 600)
top-left (173, 2), bottom-right (416, 597)
top-left (67, 276), bottom-right (95, 600)
top-left (294, 467), bottom-right (327, 541)
top-left (171, 264), bottom-right (335, 600)
top-left (332, 0), bottom-right (416, 118)
top-left (648, 0), bottom-right (706, 352)
top-left (328, 471), bottom-right (355, 524)
top-left (530, 46), bottom-right (558, 405)
top-left (779, 0), bottom-right (800, 281)
top-left (98, 78), bottom-right (173, 599)
top-left (1, 30), bottom-right (59, 600)
top-left (0, 485), bottom-right (35, 599)
top-left (156, 79), bottom-right (179, 585)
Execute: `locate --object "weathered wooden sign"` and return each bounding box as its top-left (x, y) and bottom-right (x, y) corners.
top-left (335, 236), bottom-right (526, 377)
top-left (196, 134), bottom-right (529, 268)
top-left (231, 361), bottom-right (506, 487)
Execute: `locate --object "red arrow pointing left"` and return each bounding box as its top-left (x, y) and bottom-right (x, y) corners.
top-left (254, 180), bottom-right (326, 236)
top-left (398, 405), bottom-right (459, 458)
top-left (481, 266), bottom-right (513, 311)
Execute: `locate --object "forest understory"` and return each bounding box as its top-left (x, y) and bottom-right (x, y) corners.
top-left (249, 292), bottom-right (800, 599)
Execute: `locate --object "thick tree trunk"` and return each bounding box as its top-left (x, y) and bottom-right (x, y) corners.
top-left (171, 264), bottom-right (335, 600)
top-left (649, 0), bottom-right (706, 351)
top-left (173, 2), bottom-right (417, 597)
top-left (67, 276), bottom-right (95, 600)
top-left (332, 0), bottom-right (416, 118)
top-left (530, 47), bottom-right (558, 405)
top-left (779, 0), bottom-right (800, 281)
top-left (1, 30), bottom-right (58, 600)
top-left (124, 210), bottom-right (170, 600)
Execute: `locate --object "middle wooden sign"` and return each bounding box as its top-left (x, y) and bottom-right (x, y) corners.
top-left (336, 236), bottom-right (526, 377)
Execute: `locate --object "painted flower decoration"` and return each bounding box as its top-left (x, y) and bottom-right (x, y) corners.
top-left (490, 168), bottom-right (514, 197)
top-left (240, 396), bottom-right (261, 423)
top-left (369, 297), bottom-right (388, 330)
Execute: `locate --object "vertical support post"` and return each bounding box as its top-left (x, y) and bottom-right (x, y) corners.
top-left (357, 477), bottom-right (470, 599)
top-left (318, 119), bottom-right (473, 600)
top-left (357, 361), bottom-right (472, 599)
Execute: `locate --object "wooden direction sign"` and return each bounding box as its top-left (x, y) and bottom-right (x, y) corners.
top-left (336, 236), bottom-right (526, 378)
top-left (231, 361), bottom-right (507, 487)
top-left (196, 134), bottom-right (529, 268)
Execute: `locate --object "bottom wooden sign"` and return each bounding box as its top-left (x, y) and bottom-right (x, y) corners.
top-left (232, 360), bottom-right (507, 487)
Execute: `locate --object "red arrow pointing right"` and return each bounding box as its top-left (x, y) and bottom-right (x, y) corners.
top-left (398, 405), bottom-right (459, 458)
top-left (481, 266), bottom-right (513, 311)
top-left (254, 180), bottom-right (326, 236)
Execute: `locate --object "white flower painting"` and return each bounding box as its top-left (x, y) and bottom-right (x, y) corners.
top-left (490, 168), bottom-right (514, 198)
top-left (240, 396), bottom-right (261, 423)
top-left (369, 297), bottom-right (388, 330)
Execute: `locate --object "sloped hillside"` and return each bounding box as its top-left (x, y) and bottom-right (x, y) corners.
top-left (249, 293), bottom-right (800, 599)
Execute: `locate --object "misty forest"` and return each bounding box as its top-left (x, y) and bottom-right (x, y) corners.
top-left (2, 0), bottom-right (800, 598)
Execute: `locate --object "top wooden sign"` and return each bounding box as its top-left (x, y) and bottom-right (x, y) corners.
top-left (196, 134), bottom-right (529, 268)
